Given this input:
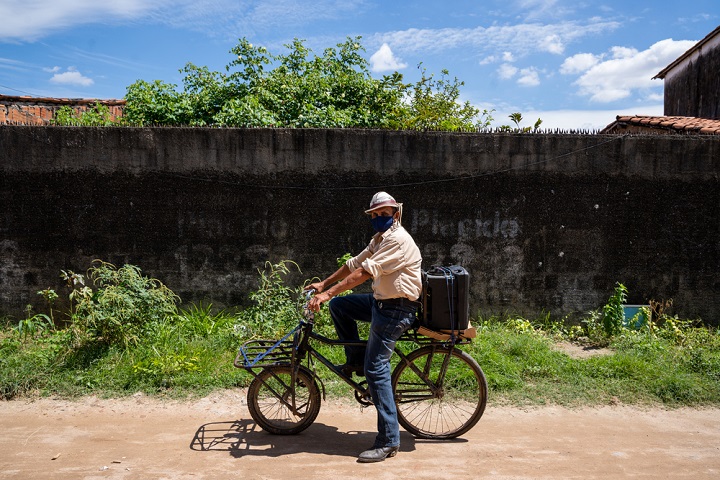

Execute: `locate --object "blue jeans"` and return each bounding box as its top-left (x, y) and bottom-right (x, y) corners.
top-left (328, 293), bottom-right (417, 448)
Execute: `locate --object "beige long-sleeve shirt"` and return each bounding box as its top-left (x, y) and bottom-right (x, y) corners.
top-left (346, 222), bottom-right (422, 301)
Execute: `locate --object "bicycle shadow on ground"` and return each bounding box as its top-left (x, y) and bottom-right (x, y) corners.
top-left (191, 419), bottom-right (462, 459)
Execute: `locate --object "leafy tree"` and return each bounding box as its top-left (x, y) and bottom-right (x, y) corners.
top-left (399, 65), bottom-right (492, 131)
top-left (122, 36), bottom-right (493, 130)
top-left (122, 80), bottom-right (194, 126)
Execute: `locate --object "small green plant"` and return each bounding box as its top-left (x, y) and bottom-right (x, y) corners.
top-left (505, 316), bottom-right (538, 335)
top-left (336, 252), bottom-right (353, 268)
top-left (602, 282), bottom-right (627, 338)
top-left (14, 305), bottom-right (54, 340)
top-left (36, 288), bottom-right (58, 324)
top-left (582, 309), bottom-right (607, 344)
top-left (497, 112), bottom-right (543, 133)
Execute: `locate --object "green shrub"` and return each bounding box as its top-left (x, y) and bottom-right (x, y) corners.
top-left (234, 260), bottom-right (307, 338)
top-left (51, 103), bottom-right (118, 126)
top-left (66, 260), bottom-right (180, 348)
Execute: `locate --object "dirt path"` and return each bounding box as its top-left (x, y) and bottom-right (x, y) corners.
top-left (2, 391), bottom-right (719, 479)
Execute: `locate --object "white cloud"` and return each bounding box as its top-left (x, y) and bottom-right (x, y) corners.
top-left (43, 66), bottom-right (61, 73)
top-left (0, 0), bottom-right (366, 42)
top-left (498, 63), bottom-right (519, 79)
top-left (497, 64), bottom-right (540, 86)
top-left (540, 34), bottom-right (564, 54)
top-left (560, 53), bottom-right (600, 74)
top-left (375, 20), bottom-right (620, 57)
top-left (570, 39), bottom-right (697, 103)
top-left (610, 46), bottom-right (638, 59)
top-left (517, 67), bottom-right (540, 86)
top-left (0, 0), bottom-right (158, 41)
top-left (370, 43), bottom-right (407, 73)
top-left (480, 51), bottom-right (515, 65)
top-left (49, 68), bottom-right (94, 87)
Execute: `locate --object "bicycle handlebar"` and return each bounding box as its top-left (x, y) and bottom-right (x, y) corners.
top-left (302, 289), bottom-right (316, 321)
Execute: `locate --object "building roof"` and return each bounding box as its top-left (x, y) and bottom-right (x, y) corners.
top-left (600, 115), bottom-right (720, 135)
top-left (654, 25), bottom-right (720, 79)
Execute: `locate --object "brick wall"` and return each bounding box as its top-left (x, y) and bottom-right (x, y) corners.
top-left (0, 95), bottom-right (125, 125)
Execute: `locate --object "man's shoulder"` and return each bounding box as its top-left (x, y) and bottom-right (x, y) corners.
top-left (385, 225), bottom-right (420, 253)
top-left (393, 224), bottom-right (416, 239)
top-left (383, 224), bottom-right (412, 240)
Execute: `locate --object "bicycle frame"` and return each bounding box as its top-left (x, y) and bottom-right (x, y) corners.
top-left (235, 309), bottom-right (471, 415)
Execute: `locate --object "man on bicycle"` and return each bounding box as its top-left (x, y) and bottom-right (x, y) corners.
top-left (307, 191), bottom-right (422, 463)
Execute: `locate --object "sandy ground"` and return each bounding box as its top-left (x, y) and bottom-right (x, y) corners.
top-left (1, 391), bottom-right (719, 480)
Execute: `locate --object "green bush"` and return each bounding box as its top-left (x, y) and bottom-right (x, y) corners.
top-left (51, 103), bottom-right (118, 126)
top-left (234, 260), bottom-right (307, 339)
top-left (67, 261), bottom-right (179, 348)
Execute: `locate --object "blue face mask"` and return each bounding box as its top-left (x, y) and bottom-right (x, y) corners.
top-left (371, 215), bottom-right (394, 233)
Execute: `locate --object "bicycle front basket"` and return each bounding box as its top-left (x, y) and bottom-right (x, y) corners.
top-left (234, 325), bottom-right (301, 369)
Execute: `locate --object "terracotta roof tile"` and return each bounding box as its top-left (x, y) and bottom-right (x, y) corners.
top-left (601, 115), bottom-right (720, 135)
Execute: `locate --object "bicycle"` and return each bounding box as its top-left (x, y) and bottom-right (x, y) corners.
top-left (233, 291), bottom-right (488, 439)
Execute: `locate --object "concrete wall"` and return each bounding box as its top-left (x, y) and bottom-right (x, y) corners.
top-left (1, 126), bottom-right (719, 323)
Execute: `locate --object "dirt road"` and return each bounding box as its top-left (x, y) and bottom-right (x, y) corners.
top-left (1, 391), bottom-right (719, 479)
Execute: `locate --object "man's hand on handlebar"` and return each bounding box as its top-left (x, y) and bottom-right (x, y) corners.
top-left (307, 291), bottom-right (330, 312)
top-left (305, 281), bottom-right (325, 294)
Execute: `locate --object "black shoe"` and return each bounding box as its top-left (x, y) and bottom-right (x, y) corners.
top-left (337, 363), bottom-right (365, 377)
top-left (357, 446), bottom-right (399, 463)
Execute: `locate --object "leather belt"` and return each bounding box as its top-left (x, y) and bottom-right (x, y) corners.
top-left (377, 297), bottom-right (421, 310)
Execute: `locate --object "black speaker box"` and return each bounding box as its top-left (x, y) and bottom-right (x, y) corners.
top-left (420, 265), bottom-right (469, 331)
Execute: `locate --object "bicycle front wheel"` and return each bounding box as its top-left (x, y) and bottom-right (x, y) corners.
top-left (392, 345), bottom-right (487, 439)
top-left (247, 365), bottom-right (321, 435)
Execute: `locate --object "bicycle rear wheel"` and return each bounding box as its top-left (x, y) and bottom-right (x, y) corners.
top-left (392, 345), bottom-right (487, 439)
top-left (247, 365), bottom-right (321, 435)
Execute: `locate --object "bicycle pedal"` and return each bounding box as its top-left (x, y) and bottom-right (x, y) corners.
top-left (338, 364), bottom-right (365, 377)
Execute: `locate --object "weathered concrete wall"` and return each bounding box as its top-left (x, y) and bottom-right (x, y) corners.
top-left (1, 126), bottom-right (719, 323)
top-left (664, 42), bottom-right (720, 120)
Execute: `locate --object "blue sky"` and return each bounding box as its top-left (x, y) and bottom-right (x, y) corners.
top-left (0, 0), bottom-right (717, 130)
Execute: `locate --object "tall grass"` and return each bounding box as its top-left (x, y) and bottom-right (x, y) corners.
top-left (1, 260), bottom-right (718, 406)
